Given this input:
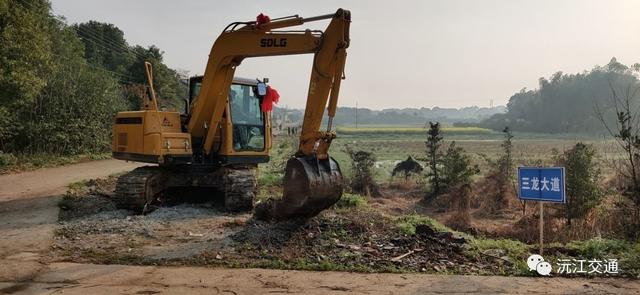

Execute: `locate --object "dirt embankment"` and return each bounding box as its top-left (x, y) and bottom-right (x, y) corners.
top-left (51, 177), bottom-right (508, 275)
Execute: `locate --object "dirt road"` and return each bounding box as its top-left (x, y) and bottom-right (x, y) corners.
top-left (1, 159), bottom-right (639, 294)
top-left (0, 159), bottom-right (143, 202)
top-left (2, 262), bottom-right (639, 294)
top-left (0, 159), bottom-right (142, 287)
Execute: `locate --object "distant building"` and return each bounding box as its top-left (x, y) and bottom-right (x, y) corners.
top-left (272, 108), bottom-right (301, 136)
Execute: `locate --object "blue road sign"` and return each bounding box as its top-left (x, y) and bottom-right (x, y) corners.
top-left (518, 167), bottom-right (566, 203)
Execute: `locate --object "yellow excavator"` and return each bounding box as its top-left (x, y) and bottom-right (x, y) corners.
top-left (111, 9), bottom-right (350, 220)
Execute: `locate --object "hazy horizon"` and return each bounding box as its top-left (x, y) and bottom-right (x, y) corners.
top-left (51, 0), bottom-right (640, 110)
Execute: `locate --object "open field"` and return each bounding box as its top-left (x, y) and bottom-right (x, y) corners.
top-left (336, 126), bottom-right (496, 136)
top-left (41, 131), bottom-right (639, 279)
top-left (274, 130), bottom-right (624, 183)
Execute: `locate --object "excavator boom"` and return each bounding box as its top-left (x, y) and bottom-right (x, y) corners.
top-left (187, 9), bottom-right (351, 220)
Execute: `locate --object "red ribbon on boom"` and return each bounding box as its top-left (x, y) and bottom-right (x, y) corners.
top-left (261, 86), bottom-right (280, 112)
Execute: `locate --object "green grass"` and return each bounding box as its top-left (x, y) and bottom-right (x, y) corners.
top-left (337, 126), bottom-right (494, 136)
top-left (565, 238), bottom-right (640, 276)
top-left (335, 193), bottom-right (368, 208)
top-left (465, 237), bottom-right (531, 275)
top-left (232, 258), bottom-right (404, 273)
top-left (257, 171), bottom-right (282, 187)
top-left (67, 179), bottom-right (90, 191)
top-left (395, 213), bottom-right (460, 235)
top-left (567, 238), bottom-right (631, 258)
top-left (0, 152), bottom-right (111, 174)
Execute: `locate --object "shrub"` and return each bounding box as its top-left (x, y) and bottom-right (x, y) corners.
top-left (446, 183), bottom-right (473, 231)
top-left (0, 151), bottom-right (17, 167)
top-left (345, 147), bottom-right (381, 197)
top-left (441, 141), bottom-right (479, 190)
top-left (561, 143), bottom-right (604, 226)
top-left (477, 127), bottom-right (516, 213)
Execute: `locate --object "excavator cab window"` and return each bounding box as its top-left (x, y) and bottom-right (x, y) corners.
top-left (229, 84), bottom-right (265, 151)
top-left (188, 76), bottom-right (204, 105)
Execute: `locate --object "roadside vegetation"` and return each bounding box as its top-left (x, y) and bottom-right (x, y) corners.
top-left (0, 0), bottom-right (185, 172)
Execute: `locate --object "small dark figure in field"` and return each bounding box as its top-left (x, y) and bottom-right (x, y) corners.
top-left (392, 156), bottom-right (423, 182)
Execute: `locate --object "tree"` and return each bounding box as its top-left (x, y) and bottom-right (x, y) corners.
top-left (477, 126), bottom-right (515, 213)
top-left (0, 0), bottom-right (128, 155)
top-left (596, 78), bottom-right (640, 238)
top-left (561, 143), bottom-right (603, 226)
top-left (345, 147), bottom-right (380, 197)
top-left (128, 45), bottom-right (187, 110)
top-left (425, 122), bottom-right (443, 197)
top-left (498, 127), bottom-right (514, 182)
top-left (441, 141), bottom-right (479, 190)
top-left (0, 0), bottom-right (54, 149)
top-left (73, 21), bottom-right (135, 79)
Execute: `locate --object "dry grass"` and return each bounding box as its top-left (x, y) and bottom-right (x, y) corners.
top-left (445, 184), bottom-right (472, 231)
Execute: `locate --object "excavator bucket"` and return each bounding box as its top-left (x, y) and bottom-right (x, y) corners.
top-left (255, 156), bottom-right (343, 221)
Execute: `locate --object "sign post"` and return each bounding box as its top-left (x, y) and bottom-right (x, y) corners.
top-left (518, 167), bottom-right (566, 255)
top-left (539, 201), bottom-right (543, 254)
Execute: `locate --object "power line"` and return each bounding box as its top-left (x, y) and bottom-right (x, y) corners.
top-left (18, 0), bottom-right (147, 61)
top-left (75, 28), bottom-right (135, 57)
top-left (15, 0), bottom-right (145, 82)
top-left (74, 25), bottom-right (147, 60)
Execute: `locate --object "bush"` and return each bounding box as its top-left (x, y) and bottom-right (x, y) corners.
top-left (445, 183), bottom-right (473, 231)
top-left (477, 127), bottom-right (516, 213)
top-left (0, 151), bottom-right (17, 167)
top-left (345, 147), bottom-right (381, 197)
top-left (441, 141), bottom-right (479, 190)
top-left (561, 143), bottom-right (604, 226)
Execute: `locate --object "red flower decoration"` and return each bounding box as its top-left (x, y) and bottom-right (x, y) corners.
top-left (261, 86), bottom-right (280, 112)
top-left (256, 13), bottom-right (271, 26)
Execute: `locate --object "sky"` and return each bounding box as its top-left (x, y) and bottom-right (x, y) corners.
top-left (51, 0), bottom-right (640, 110)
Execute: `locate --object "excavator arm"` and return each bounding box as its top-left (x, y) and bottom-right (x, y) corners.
top-left (188, 9), bottom-right (351, 159)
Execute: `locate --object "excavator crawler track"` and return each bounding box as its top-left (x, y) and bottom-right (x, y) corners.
top-left (113, 166), bottom-right (165, 212)
top-left (113, 165), bottom-right (257, 213)
top-left (222, 166), bottom-right (257, 212)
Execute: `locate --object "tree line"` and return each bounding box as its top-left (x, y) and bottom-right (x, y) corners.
top-left (0, 0), bottom-right (185, 164)
top-left (481, 57), bottom-right (640, 134)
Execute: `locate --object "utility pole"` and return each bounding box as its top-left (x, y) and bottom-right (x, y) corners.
top-left (355, 101), bottom-right (358, 129)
